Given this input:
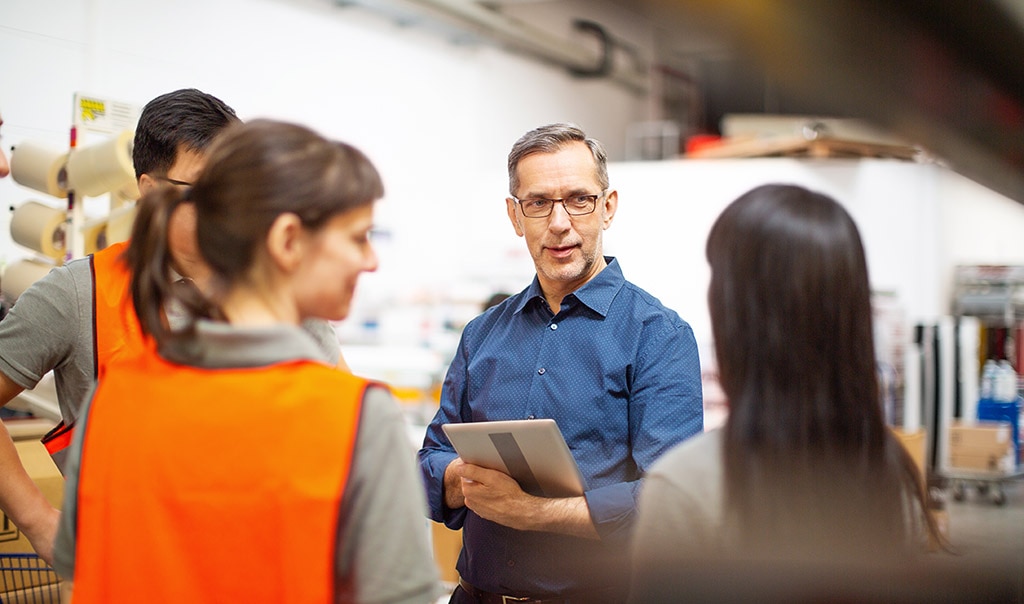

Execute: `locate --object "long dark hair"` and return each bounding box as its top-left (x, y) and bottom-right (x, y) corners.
top-left (126, 119), bottom-right (384, 347)
top-left (707, 183), bottom-right (941, 557)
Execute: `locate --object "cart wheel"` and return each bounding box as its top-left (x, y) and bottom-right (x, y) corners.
top-left (991, 488), bottom-right (1007, 506)
top-left (976, 482), bottom-right (990, 496)
top-left (951, 481), bottom-right (965, 501)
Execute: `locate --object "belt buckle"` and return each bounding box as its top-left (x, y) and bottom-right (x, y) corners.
top-left (501, 596), bottom-right (531, 604)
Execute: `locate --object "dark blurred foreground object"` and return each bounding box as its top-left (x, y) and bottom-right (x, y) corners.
top-left (631, 555), bottom-right (1022, 603)
top-left (651, 0), bottom-right (1024, 204)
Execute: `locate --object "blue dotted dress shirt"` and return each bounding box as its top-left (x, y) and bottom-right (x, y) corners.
top-left (419, 257), bottom-right (704, 598)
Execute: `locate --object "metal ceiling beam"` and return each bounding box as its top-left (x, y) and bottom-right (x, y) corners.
top-left (338, 0), bottom-right (650, 94)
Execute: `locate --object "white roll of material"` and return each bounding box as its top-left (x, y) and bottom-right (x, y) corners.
top-left (958, 315), bottom-right (981, 424)
top-left (10, 201), bottom-right (67, 260)
top-left (105, 204), bottom-right (137, 246)
top-left (81, 220), bottom-right (108, 255)
top-left (112, 179), bottom-right (140, 204)
top-left (66, 130), bottom-right (135, 197)
top-left (2, 258), bottom-right (55, 302)
top-left (9, 141), bottom-right (69, 198)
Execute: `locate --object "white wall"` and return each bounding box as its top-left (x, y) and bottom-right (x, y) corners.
top-left (0, 0), bottom-right (646, 282)
top-left (4, 0), bottom-right (1024, 382)
top-left (604, 158), bottom-right (1024, 362)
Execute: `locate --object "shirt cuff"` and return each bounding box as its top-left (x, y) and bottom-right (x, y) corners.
top-left (584, 480), bottom-right (641, 543)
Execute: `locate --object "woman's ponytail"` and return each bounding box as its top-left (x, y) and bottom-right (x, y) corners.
top-left (124, 186), bottom-right (209, 345)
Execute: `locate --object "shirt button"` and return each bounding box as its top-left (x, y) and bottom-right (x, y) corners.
top-left (538, 368), bottom-right (545, 375)
top-left (550, 323), bottom-right (558, 330)
top-left (507, 560), bottom-right (515, 567)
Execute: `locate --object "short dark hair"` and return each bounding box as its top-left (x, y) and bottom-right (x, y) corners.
top-left (132, 88), bottom-right (238, 179)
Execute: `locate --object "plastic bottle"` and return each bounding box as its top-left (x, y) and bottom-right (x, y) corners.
top-left (980, 359), bottom-right (998, 402)
top-left (997, 360), bottom-right (1017, 402)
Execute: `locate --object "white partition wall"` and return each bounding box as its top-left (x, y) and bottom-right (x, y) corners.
top-left (603, 158), bottom-right (951, 352)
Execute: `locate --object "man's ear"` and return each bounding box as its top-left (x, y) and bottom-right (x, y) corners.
top-left (601, 189), bottom-right (618, 230)
top-left (137, 174), bottom-right (158, 197)
top-left (506, 198), bottom-right (525, 237)
top-left (265, 213), bottom-right (305, 272)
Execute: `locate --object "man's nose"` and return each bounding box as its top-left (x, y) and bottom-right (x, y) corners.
top-left (547, 200), bottom-right (573, 228)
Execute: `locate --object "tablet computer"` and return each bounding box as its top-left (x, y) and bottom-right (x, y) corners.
top-left (442, 418), bottom-right (587, 498)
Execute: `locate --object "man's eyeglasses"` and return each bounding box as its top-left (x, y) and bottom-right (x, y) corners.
top-left (156, 176), bottom-right (193, 187)
top-left (512, 191), bottom-right (605, 218)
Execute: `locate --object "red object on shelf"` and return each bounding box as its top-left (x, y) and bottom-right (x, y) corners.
top-left (685, 134), bottom-right (723, 155)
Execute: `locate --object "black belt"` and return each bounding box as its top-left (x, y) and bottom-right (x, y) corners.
top-left (457, 577), bottom-right (574, 604)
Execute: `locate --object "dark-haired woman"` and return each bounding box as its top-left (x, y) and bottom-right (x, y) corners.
top-left (629, 184), bottom-right (943, 602)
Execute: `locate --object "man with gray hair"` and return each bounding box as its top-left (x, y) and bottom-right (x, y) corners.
top-left (420, 122), bottom-right (704, 602)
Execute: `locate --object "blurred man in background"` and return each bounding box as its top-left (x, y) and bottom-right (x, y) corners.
top-left (0, 89), bottom-right (240, 563)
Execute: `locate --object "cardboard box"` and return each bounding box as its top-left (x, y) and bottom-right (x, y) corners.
top-left (949, 451), bottom-right (1016, 473)
top-left (0, 419), bottom-right (65, 595)
top-left (948, 422), bottom-right (1012, 456)
top-left (0, 420), bottom-right (66, 555)
top-left (430, 521), bottom-right (462, 585)
top-left (891, 427), bottom-right (927, 480)
top-left (948, 421), bottom-right (1016, 473)
top-left (3, 419), bottom-right (59, 441)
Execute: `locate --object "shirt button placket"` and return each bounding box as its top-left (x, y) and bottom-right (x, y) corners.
top-left (534, 322), bottom-right (554, 416)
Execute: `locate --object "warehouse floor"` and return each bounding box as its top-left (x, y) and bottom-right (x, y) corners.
top-left (941, 474), bottom-right (1023, 592)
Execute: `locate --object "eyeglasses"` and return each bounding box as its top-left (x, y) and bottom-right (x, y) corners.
top-left (156, 176), bottom-right (193, 187)
top-left (512, 191), bottom-right (606, 218)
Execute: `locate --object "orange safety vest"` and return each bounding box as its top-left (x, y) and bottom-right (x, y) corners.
top-left (91, 240), bottom-right (145, 379)
top-left (43, 241), bottom-right (142, 456)
top-left (73, 348), bottom-right (367, 603)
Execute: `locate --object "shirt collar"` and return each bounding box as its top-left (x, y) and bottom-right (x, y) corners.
top-left (162, 320), bottom-right (330, 369)
top-left (516, 256), bottom-right (623, 318)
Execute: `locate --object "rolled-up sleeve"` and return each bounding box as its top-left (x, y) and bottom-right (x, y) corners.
top-left (588, 316), bottom-right (703, 542)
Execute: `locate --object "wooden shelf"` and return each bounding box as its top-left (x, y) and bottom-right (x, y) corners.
top-left (686, 135), bottom-right (921, 160)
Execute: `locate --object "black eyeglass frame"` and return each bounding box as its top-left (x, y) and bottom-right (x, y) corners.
top-left (155, 176), bottom-right (194, 187)
top-left (511, 189), bottom-right (608, 218)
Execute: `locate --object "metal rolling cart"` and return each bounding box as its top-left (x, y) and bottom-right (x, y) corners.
top-left (945, 265), bottom-right (1024, 506)
top-left (946, 397), bottom-right (1022, 506)
top-left (0, 553), bottom-right (61, 604)
top-left (947, 466), bottom-right (1024, 506)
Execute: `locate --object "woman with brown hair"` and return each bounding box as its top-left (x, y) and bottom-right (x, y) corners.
top-left (629, 183), bottom-right (943, 601)
top-left (53, 119), bottom-right (439, 603)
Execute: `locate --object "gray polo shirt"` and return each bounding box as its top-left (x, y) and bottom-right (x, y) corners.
top-left (0, 255), bottom-right (340, 426)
